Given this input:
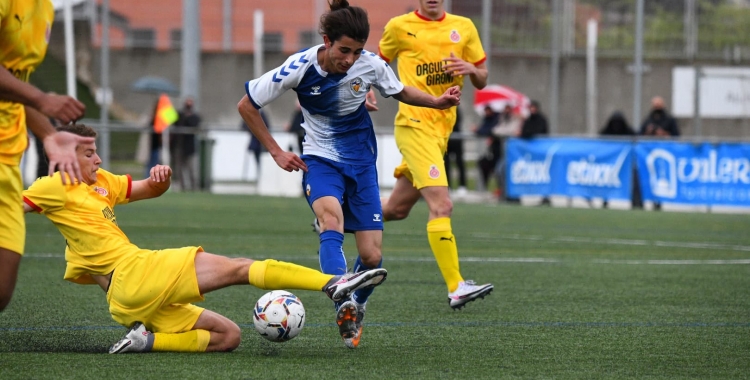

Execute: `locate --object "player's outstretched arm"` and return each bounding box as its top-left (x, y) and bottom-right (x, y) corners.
top-left (393, 86), bottom-right (461, 110)
top-left (0, 68), bottom-right (85, 124)
top-left (130, 164), bottom-right (172, 202)
top-left (237, 95), bottom-right (307, 172)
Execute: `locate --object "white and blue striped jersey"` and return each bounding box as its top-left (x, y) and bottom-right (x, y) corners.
top-left (245, 44), bottom-right (404, 165)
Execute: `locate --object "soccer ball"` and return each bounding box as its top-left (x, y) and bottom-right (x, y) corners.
top-left (252, 290), bottom-right (306, 342)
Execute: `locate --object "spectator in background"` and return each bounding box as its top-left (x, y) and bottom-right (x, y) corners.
top-left (600, 111), bottom-right (641, 209)
top-left (444, 107), bottom-right (467, 196)
top-left (516, 100), bottom-right (549, 203)
top-left (242, 109), bottom-right (272, 173)
top-left (520, 100), bottom-right (549, 139)
top-left (285, 102), bottom-right (305, 155)
top-left (145, 100), bottom-right (162, 179)
top-left (490, 103), bottom-right (523, 200)
top-left (601, 111), bottom-right (635, 136)
top-left (172, 98), bottom-right (201, 191)
top-left (474, 105), bottom-right (501, 191)
top-left (640, 96), bottom-right (679, 137)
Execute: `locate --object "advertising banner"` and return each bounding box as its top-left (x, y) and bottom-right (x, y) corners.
top-left (506, 138), bottom-right (633, 200)
top-left (635, 142), bottom-right (750, 206)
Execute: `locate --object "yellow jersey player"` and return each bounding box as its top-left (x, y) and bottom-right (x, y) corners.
top-left (0, 0), bottom-right (89, 312)
top-left (378, 0), bottom-right (493, 309)
top-left (23, 123), bottom-right (387, 353)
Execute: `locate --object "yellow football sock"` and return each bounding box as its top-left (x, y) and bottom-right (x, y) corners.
top-left (427, 217), bottom-right (464, 293)
top-left (152, 329), bottom-right (210, 352)
top-left (248, 259), bottom-right (332, 291)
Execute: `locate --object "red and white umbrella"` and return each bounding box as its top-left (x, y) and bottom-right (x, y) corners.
top-left (474, 85), bottom-right (530, 117)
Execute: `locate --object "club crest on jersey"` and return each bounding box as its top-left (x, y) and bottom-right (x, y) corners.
top-left (350, 77), bottom-right (364, 93)
top-left (450, 30), bottom-right (461, 43)
top-left (93, 186), bottom-right (108, 197)
top-left (428, 165), bottom-right (441, 179)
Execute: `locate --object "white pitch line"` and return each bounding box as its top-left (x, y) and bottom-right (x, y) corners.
top-left (592, 259), bottom-right (750, 265)
top-left (437, 232), bottom-right (750, 252)
top-left (22, 254), bottom-right (750, 265)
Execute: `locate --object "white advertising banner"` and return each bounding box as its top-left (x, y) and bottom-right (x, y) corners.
top-left (672, 66), bottom-right (750, 118)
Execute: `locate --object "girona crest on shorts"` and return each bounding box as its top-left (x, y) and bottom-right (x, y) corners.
top-left (428, 165), bottom-right (441, 179)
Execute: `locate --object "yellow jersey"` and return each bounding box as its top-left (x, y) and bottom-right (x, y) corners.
top-left (0, 0), bottom-right (54, 165)
top-left (23, 169), bottom-right (137, 285)
top-left (379, 11), bottom-right (486, 138)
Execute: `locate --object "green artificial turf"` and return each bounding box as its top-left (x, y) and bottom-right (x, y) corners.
top-left (1, 194), bottom-right (748, 379)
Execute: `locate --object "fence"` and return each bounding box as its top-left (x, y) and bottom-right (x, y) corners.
top-left (78, 0), bottom-right (750, 61)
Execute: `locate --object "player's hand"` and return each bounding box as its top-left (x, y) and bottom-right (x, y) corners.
top-left (37, 93), bottom-right (86, 124)
top-left (435, 86), bottom-right (461, 109)
top-left (272, 151), bottom-right (308, 172)
top-left (149, 164), bottom-right (172, 182)
top-left (365, 89), bottom-right (378, 112)
top-left (443, 52), bottom-right (476, 77)
top-left (43, 132), bottom-right (95, 185)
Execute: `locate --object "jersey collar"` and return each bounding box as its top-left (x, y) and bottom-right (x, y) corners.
top-left (414, 9), bottom-right (446, 22)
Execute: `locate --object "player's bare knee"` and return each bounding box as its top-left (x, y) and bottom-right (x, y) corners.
top-left (216, 321), bottom-right (242, 352)
top-left (225, 323), bottom-right (242, 351)
top-left (388, 206), bottom-right (410, 221)
top-left (359, 251), bottom-right (382, 268)
top-left (433, 198), bottom-right (454, 218)
top-left (319, 213), bottom-right (343, 232)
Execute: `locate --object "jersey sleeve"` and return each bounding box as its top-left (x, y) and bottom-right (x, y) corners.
top-left (370, 55), bottom-right (405, 98)
top-left (23, 175), bottom-right (67, 214)
top-left (98, 169), bottom-right (132, 206)
top-left (245, 53), bottom-right (306, 109)
top-left (378, 19), bottom-right (401, 63)
top-left (112, 173), bottom-right (132, 206)
top-left (463, 20), bottom-right (487, 66)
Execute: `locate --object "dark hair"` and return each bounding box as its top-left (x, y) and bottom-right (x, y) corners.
top-left (319, 0), bottom-right (369, 44)
top-left (57, 123), bottom-right (97, 138)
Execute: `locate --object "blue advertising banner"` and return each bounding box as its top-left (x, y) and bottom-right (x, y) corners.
top-left (506, 138), bottom-right (633, 200)
top-left (635, 142), bottom-right (750, 206)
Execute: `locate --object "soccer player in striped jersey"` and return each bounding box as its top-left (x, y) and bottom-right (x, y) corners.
top-left (22, 123), bottom-right (387, 353)
top-left (378, 0), bottom-right (494, 310)
top-left (0, 0), bottom-right (89, 313)
top-left (238, 0), bottom-right (461, 348)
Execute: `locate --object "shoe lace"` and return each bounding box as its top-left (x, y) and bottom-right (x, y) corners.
top-left (463, 280), bottom-right (477, 286)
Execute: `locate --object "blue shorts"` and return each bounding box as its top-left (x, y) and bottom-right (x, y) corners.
top-left (302, 155), bottom-right (383, 232)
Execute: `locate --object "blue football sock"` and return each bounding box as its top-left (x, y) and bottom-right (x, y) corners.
top-left (319, 230), bottom-right (347, 276)
top-left (352, 256), bottom-right (382, 305)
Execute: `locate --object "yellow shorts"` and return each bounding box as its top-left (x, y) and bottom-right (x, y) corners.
top-left (107, 246), bottom-right (205, 333)
top-left (0, 163), bottom-right (24, 254)
top-left (393, 126), bottom-right (449, 189)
